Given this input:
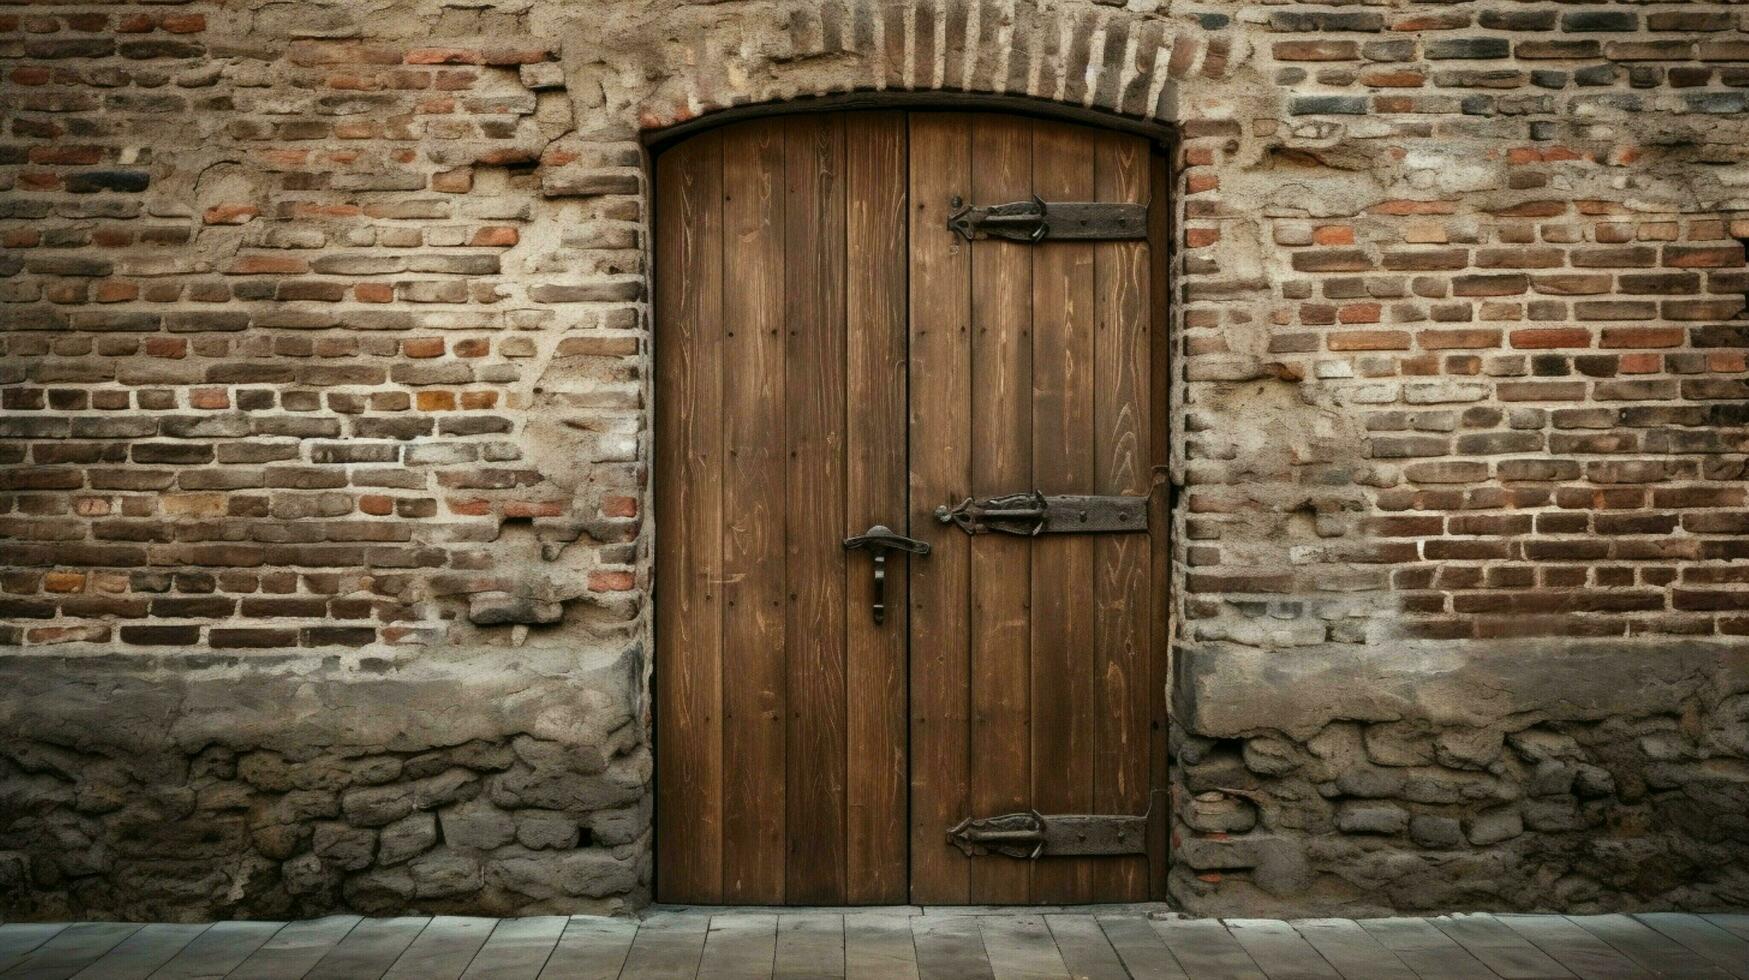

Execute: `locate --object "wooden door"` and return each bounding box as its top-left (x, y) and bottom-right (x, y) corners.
top-left (655, 110), bottom-right (1165, 906)
top-left (906, 114), bottom-right (1162, 904)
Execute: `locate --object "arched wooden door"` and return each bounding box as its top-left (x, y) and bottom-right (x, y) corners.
top-left (654, 110), bottom-right (1169, 905)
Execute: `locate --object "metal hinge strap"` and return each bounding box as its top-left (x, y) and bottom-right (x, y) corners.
top-left (935, 491), bottom-right (1148, 536)
top-left (947, 195), bottom-right (1148, 243)
top-left (948, 809), bottom-right (1148, 860)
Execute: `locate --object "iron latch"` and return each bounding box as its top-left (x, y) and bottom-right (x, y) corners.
top-left (935, 491), bottom-right (1147, 536)
top-left (948, 809), bottom-right (1148, 860)
top-left (844, 525), bottom-right (930, 625)
top-left (947, 195), bottom-right (1148, 243)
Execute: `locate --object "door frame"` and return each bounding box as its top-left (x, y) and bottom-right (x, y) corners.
top-left (645, 100), bottom-right (1178, 903)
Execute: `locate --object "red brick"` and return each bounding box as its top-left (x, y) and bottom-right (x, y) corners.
top-left (1510, 328), bottom-right (1592, 349)
top-left (588, 570), bottom-right (636, 592)
top-left (1599, 327), bottom-right (1683, 348)
top-left (1329, 330), bottom-right (1411, 351)
top-left (602, 495), bottom-right (639, 518)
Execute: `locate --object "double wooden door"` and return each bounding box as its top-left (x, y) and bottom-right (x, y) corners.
top-left (654, 110), bottom-right (1168, 905)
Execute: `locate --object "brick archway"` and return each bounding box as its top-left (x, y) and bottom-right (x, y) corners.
top-left (568, 0), bottom-right (1238, 136)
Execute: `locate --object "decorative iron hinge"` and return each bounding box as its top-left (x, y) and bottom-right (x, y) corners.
top-left (948, 809), bottom-right (1148, 860)
top-left (947, 195), bottom-right (1148, 243)
top-left (934, 491), bottom-right (1148, 536)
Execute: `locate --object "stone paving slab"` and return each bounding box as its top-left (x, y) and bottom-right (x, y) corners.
top-left (1, 910), bottom-right (1740, 978)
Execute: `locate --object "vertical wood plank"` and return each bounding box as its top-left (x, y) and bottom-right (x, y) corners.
top-left (844, 110), bottom-right (911, 905)
top-left (785, 112), bottom-right (851, 905)
top-left (720, 116), bottom-right (790, 904)
top-left (654, 127), bottom-right (726, 903)
top-left (908, 111), bottom-right (975, 905)
top-left (967, 112), bottom-right (1035, 906)
top-left (1145, 145), bottom-right (1174, 902)
top-left (1091, 128), bottom-right (1153, 901)
top-left (1028, 116), bottom-right (1098, 905)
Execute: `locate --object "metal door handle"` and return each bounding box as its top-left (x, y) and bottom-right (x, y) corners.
top-left (843, 525), bottom-right (929, 624)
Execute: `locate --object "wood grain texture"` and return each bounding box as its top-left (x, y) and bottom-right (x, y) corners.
top-left (783, 112), bottom-right (850, 905)
top-left (966, 112), bottom-right (1034, 906)
top-left (1027, 116), bottom-right (1098, 905)
top-left (720, 116), bottom-right (790, 904)
top-left (654, 126), bottom-right (726, 903)
top-left (1091, 127), bottom-right (1153, 901)
top-left (657, 110), bottom-right (1167, 905)
top-left (1145, 145), bottom-right (1174, 902)
top-left (907, 112), bottom-right (975, 905)
top-left (843, 111), bottom-right (911, 905)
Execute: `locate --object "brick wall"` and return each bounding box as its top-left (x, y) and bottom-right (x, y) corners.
top-left (1, 0), bottom-right (1745, 918)
top-left (1177, 5), bottom-right (1749, 648)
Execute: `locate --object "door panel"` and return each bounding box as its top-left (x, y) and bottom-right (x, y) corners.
top-left (967, 114), bottom-right (1033, 905)
top-left (657, 110), bottom-right (1162, 906)
top-left (655, 113), bottom-right (910, 904)
top-left (905, 113), bottom-right (975, 905)
top-left (653, 127), bottom-right (724, 903)
top-left (718, 116), bottom-right (789, 904)
top-left (842, 112), bottom-right (911, 904)
top-left (1091, 130), bottom-right (1153, 901)
top-left (906, 115), bottom-right (1157, 905)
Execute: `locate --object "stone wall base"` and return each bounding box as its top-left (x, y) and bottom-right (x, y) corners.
top-left (1170, 641), bottom-right (1749, 916)
top-left (0, 648), bottom-right (649, 921)
top-left (4, 641), bottom-right (1746, 919)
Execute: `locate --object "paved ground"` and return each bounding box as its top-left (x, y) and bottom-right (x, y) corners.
top-left (1, 907), bottom-right (1745, 978)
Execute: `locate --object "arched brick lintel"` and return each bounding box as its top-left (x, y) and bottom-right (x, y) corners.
top-left (568, 0), bottom-right (1236, 136)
